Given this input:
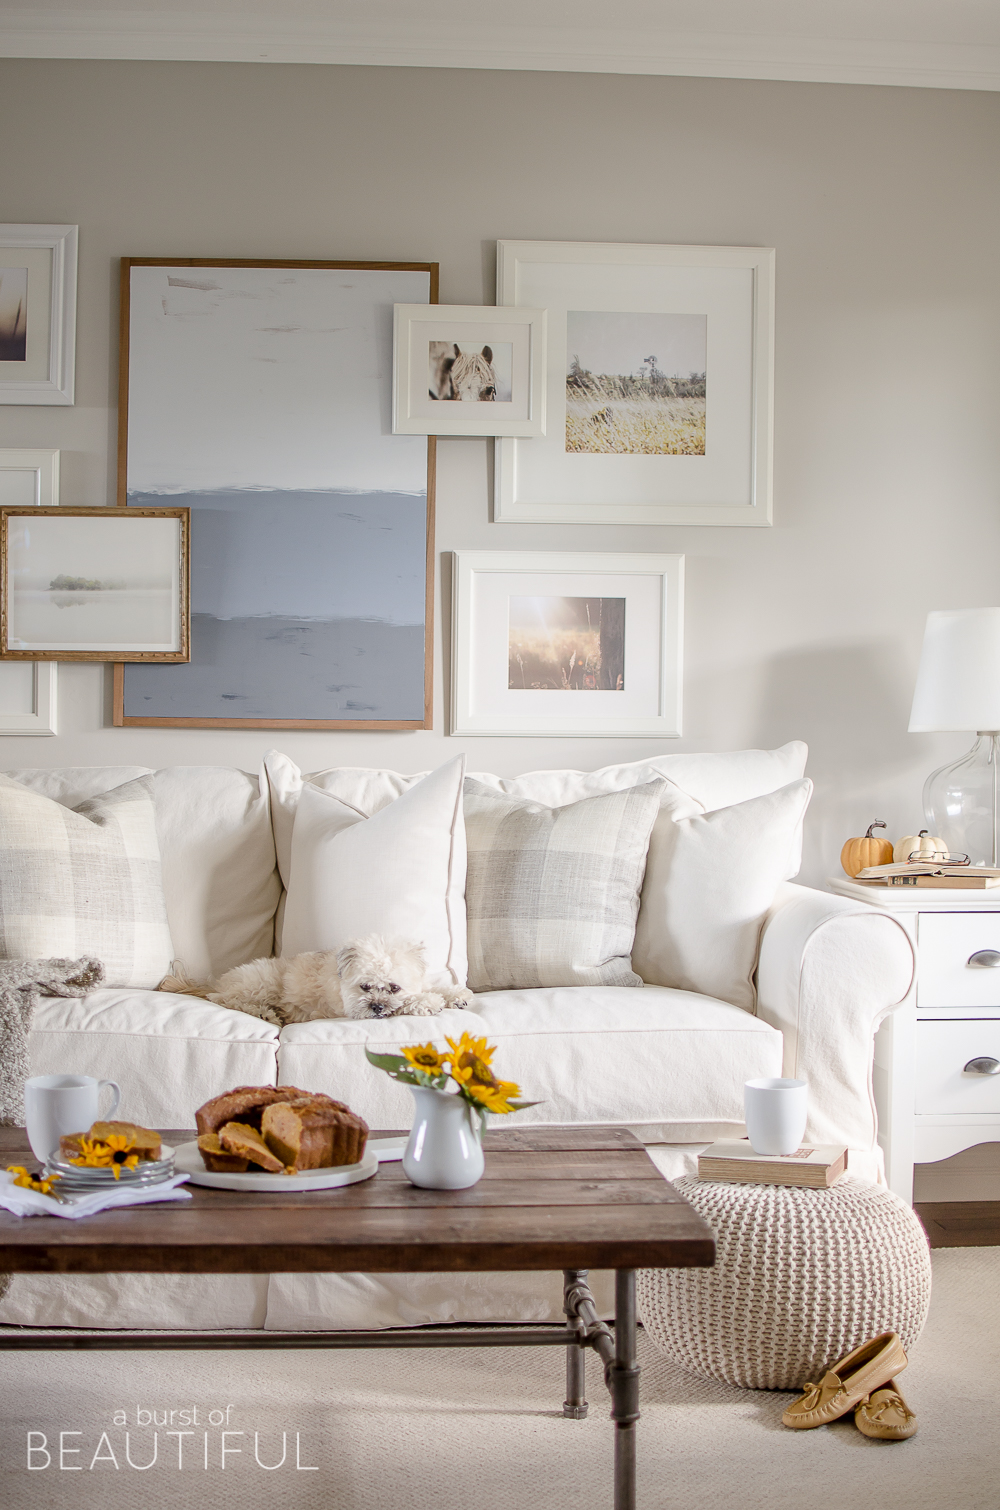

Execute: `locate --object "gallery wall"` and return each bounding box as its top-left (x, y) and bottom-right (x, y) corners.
top-left (1, 58), bottom-right (998, 886)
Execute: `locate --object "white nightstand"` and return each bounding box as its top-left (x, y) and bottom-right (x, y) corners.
top-left (829, 877), bottom-right (1000, 1204)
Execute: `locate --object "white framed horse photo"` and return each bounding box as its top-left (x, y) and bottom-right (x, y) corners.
top-left (393, 303), bottom-right (546, 437)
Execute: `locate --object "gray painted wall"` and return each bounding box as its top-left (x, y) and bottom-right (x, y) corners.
top-left (1, 59), bottom-right (998, 887)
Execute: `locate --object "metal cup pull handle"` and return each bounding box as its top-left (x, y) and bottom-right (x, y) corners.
top-left (963, 1056), bottom-right (1000, 1075)
top-left (967, 950), bottom-right (1000, 967)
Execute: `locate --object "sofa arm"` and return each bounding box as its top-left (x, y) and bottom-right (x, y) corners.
top-left (756, 882), bottom-right (914, 1154)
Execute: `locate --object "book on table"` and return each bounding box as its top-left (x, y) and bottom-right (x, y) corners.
top-left (698, 1140), bottom-right (848, 1188)
top-left (853, 862), bottom-right (1000, 889)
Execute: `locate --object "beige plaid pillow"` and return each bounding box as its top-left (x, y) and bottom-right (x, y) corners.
top-left (464, 776), bottom-right (665, 992)
top-left (0, 773), bottom-right (173, 989)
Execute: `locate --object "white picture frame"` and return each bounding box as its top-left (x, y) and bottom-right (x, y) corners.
top-left (0, 448), bottom-right (61, 507)
top-left (0, 225), bottom-right (78, 406)
top-left (0, 662), bottom-right (57, 735)
top-left (494, 240), bottom-right (774, 527)
top-left (393, 303), bottom-right (546, 437)
top-left (0, 448), bottom-right (59, 732)
top-left (451, 550), bottom-right (683, 737)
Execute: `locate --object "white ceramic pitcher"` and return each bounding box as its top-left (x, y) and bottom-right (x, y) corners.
top-left (402, 1085), bottom-right (485, 1190)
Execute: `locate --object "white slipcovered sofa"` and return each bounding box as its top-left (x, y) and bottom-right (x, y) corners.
top-left (0, 742), bottom-right (915, 1332)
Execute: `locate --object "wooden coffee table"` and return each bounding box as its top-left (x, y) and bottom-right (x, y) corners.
top-left (0, 1125), bottom-right (714, 1509)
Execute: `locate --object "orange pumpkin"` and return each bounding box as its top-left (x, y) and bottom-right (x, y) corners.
top-left (841, 821), bottom-right (895, 878)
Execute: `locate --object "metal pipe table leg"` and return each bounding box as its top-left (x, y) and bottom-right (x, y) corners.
top-left (562, 1268), bottom-right (589, 1418)
top-left (610, 1269), bottom-right (639, 1510)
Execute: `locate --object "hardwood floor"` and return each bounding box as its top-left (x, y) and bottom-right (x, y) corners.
top-left (915, 1201), bottom-right (1000, 1248)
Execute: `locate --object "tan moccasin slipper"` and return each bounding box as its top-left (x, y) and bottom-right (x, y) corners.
top-left (781, 1331), bottom-right (908, 1429)
top-left (855, 1379), bottom-right (917, 1440)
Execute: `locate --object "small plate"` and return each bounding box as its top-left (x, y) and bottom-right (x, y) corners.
top-left (46, 1145), bottom-right (176, 1184)
top-left (173, 1141), bottom-right (379, 1192)
top-left (369, 1136), bottom-right (407, 1163)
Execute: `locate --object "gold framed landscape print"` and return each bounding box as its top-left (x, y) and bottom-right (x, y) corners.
top-left (0, 506), bottom-right (189, 661)
top-left (494, 240), bottom-right (774, 527)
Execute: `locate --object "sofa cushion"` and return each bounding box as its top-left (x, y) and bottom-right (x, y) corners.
top-left (28, 988), bottom-right (279, 1130)
top-left (276, 986), bottom-right (783, 1136)
top-left (633, 779), bottom-right (814, 1012)
top-left (6, 764), bottom-right (281, 979)
top-left (0, 772), bottom-right (173, 988)
top-left (464, 777), bottom-right (664, 991)
top-left (280, 757), bottom-right (467, 988)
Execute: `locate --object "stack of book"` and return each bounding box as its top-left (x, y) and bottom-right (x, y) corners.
top-left (698, 1140), bottom-right (848, 1188)
top-left (853, 862), bottom-right (1000, 889)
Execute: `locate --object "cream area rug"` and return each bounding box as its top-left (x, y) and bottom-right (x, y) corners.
top-left (0, 1247), bottom-right (994, 1510)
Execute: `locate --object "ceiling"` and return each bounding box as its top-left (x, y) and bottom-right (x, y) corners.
top-left (1, 1), bottom-right (999, 91)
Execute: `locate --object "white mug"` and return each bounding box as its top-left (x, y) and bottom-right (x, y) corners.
top-left (24, 1074), bottom-right (121, 1162)
top-left (744, 1077), bottom-right (808, 1156)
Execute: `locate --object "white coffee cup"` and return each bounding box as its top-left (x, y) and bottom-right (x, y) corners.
top-left (744, 1077), bottom-right (808, 1156)
top-left (24, 1074), bottom-right (121, 1162)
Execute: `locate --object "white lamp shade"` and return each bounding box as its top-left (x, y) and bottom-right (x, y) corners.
top-left (909, 608), bottom-right (1000, 732)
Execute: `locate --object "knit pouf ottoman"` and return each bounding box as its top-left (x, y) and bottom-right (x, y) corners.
top-left (638, 1177), bottom-right (932, 1391)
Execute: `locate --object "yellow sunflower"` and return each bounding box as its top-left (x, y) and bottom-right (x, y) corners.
top-left (460, 1077), bottom-right (523, 1115)
top-left (7, 1164), bottom-right (63, 1196)
top-left (68, 1133), bottom-right (140, 1178)
top-left (401, 1042), bottom-right (447, 1075)
top-left (445, 1032), bottom-right (495, 1069)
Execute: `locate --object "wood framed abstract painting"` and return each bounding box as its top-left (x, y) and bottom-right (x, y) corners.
top-left (116, 258), bottom-right (437, 728)
top-left (451, 550), bottom-right (684, 737)
top-left (494, 240), bottom-right (774, 527)
top-left (1, 506), bottom-right (189, 661)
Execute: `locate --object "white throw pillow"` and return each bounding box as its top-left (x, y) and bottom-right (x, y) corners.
top-left (7, 763), bottom-right (282, 980)
top-left (279, 756), bottom-right (467, 988)
top-left (464, 777), bottom-right (665, 992)
top-left (632, 779), bottom-right (814, 1012)
top-left (0, 773), bottom-right (173, 989)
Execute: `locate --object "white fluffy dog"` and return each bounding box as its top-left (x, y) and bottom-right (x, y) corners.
top-left (160, 935), bottom-right (473, 1028)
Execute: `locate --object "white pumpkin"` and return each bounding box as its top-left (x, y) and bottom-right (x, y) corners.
top-left (893, 829), bottom-right (949, 863)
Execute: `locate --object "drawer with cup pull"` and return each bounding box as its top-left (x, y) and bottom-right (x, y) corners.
top-left (916, 913), bottom-right (1000, 1008)
top-left (914, 1018), bottom-right (1000, 1115)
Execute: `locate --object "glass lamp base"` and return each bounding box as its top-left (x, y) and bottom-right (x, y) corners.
top-left (923, 732), bottom-right (1000, 867)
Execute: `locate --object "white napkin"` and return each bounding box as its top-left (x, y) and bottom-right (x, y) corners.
top-left (0, 1170), bottom-right (191, 1220)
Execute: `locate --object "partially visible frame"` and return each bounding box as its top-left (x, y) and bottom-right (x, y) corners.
top-left (0, 663), bottom-right (57, 735)
top-left (494, 240), bottom-right (773, 527)
top-left (1, 506), bottom-right (189, 661)
top-left (0, 225), bottom-right (77, 405)
top-left (393, 303), bottom-right (547, 437)
top-left (0, 448), bottom-right (60, 507)
top-left (451, 550), bottom-right (684, 737)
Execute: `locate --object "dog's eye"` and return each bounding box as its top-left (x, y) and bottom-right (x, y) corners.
top-left (360, 983), bottom-right (372, 993)
top-left (388, 983), bottom-right (401, 993)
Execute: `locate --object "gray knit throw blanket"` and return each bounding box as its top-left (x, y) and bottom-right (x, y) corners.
top-left (0, 956), bottom-right (105, 1126)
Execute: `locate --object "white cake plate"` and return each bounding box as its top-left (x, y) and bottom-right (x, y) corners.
top-left (173, 1141), bottom-right (378, 1192)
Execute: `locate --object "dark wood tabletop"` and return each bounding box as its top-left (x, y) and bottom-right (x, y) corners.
top-left (0, 1125), bottom-right (715, 1276)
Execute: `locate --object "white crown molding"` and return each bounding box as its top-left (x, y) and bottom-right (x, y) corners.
top-left (1, 11), bottom-right (999, 92)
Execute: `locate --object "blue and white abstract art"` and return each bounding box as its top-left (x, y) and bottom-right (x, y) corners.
top-left (120, 262), bottom-right (434, 725)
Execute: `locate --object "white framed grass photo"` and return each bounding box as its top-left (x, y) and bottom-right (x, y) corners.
top-left (0, 506), bottom-right (189, 661)
top-left (451, 550), bottom-right (683, 737)
top-left (0, 225), bottom-right (78, 406)
top-left (494, 240), bottom-right (773, 526)
top-left (0, 448), bottom-right (60, 508)
top-left (393, 303), bottom-right (546, 436)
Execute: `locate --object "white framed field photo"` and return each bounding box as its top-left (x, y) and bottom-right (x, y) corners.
top-left (452, 551), bottom-right (683, 737)
top-left (495, 240), bottom-right (774, 526)
top-left (0, 225), bottom-right (78, 406)
top-left (0, 506), bottom-right (189, 661)
top-left (393, 303), bottom-right (546, 436)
